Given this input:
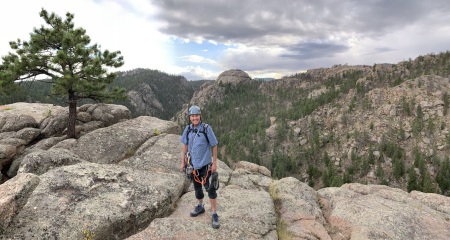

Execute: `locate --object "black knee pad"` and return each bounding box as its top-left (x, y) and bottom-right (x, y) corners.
top-left (207, 188), bottom-right (217, 199)
top-left (195, 188), bottom-right (204, 199)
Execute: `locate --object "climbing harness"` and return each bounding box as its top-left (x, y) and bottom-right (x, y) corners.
top-left (190, 164), bottom-right (219, 191)
top-left (193, 165), bottom-right (211, 186)
top-left (185, 123), bottom-right (210, 145)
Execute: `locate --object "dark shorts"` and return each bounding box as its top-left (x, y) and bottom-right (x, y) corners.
top-left (193, 164), bottom-right (217, 199)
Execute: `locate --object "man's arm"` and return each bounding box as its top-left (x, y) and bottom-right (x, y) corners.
top-left (211, 145), bottom-right (218, 172)
top-left (181, 144), bottom-right (188, 172)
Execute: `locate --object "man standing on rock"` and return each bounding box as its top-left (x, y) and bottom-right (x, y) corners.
top-left (181, 105), bottom-right (220, 229)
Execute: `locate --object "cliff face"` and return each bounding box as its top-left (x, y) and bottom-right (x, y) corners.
top-left (173, 69), bottom-right (252, 124)
top-left (114, 68), bottom-right (194, 120)
top-left (1, 103), bottom-right (449, 239)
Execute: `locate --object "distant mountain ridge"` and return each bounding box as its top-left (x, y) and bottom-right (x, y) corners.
top-left (112, 68), bottom-right (194, 119)
top-left (107, 68), bottom-right (216, 119)
top-left (0, 68), bottom-right (212, 120)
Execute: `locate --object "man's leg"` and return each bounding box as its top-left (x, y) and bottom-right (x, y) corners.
top-left (209, 198), bottom-right (217, 213)
top-left (206, 174), bottom-right (220, 229)
top-left (191, 178), bottom-right (205, 217)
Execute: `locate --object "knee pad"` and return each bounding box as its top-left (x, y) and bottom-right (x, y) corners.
top-left (195, 188), bottom-right (204, 199)
top-left (207, 189), bottom-right (217, 199)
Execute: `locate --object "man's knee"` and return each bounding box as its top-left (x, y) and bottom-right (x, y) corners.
top-left (195, 188), bottom-right (204, 199)
top-left (207, 189), bottom-right (217, 199)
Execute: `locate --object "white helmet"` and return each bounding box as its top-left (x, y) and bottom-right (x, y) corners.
top-left (188, 105), bottom-right (201, 115)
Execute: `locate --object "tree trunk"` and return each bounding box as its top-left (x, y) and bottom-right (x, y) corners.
top-left (67, 90), bottom-right (77, 138)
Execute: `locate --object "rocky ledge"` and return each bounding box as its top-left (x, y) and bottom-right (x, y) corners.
top-left (0, 103), bottom-right (449, 239)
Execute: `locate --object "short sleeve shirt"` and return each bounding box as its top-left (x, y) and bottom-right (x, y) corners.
top-left (181, 122), bottom-right (218, 169)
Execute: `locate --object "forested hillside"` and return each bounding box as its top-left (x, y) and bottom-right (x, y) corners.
top-left (200, 51), bottom-right (450, 196)
top-left (112, 69), bottom-right (193, 119)
top-left (0, 80), bottom-right (60, 105)
top-left (0, 69), bottom-right (211, 120)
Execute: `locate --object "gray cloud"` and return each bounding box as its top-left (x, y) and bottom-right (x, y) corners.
top-left (151, 0), bottom-right (450, 41)
top-left (281, 42), bottom-right (349, 59)
top-left (148, 0), bottom-right (450, 78)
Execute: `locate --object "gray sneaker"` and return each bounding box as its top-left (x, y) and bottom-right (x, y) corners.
top-left (190, 204), bottom-right (205, 217)
top-left (211, 213), bottom-right (220, 229)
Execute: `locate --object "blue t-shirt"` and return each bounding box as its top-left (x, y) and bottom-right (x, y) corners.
top-left (181, 122), bottom-right (218, 169)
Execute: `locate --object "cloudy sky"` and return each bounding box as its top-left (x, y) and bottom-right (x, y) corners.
top-left (1, 0), bottom-right (450, 80)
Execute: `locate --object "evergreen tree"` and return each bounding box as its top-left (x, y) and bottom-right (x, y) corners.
top-left (407, 166), bottom-right (418, 192)
top-left (436, 157), bottom-right (450, 195)
top-left (322, 155), bottom-right (336, 187)
top-left (412, 105), bottom-right (424, 136)
top-left (0, 9), bottom-right (125, 138)
top-left (376, 162), bottom-right (388, 185)
top-left (331, 175), bottom-right (344, 187)
top-left (422, 171), bottom-right (435, 193)
top-left (443, 92), bottom-right (449, 116)
top-left (393, 157), bottom-right (405, 180)
top-left (360, 156), bottom-right (370, 177)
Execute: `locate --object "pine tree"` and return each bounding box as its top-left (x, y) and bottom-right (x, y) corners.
top-left (422, 171), bottom-right (435, 193)
top-left (0, 9), bottom-right (125, 138)
top-left (436, 157), bottom-right (450, 195)
top-left (407, 166), bottom-right (418, 192)
top-left (412, 105), bottom-right (424, 136)
top-left (392, 152), bottom-right (405, 180)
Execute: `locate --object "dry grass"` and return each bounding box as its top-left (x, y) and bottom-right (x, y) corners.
top-left (0, 105), bottom-right (13, 110)
top-left (269, 181), bottom-right (294, 240)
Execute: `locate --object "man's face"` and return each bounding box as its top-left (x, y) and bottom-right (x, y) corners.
top-left (189, 114), bottom-right (201, 125)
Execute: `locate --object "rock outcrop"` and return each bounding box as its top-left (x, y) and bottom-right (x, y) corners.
top-left (216, 69), bottom-right (252, 86)
top-left (174, 69), bottom-right (253, 124)
top-left (319, 184), bottom-right (450, 239)
top-left (127, 83), bottom-right (164, 116)
top-left (0, 103), bottom-right (449, 239)
top-left (0, 102), bottom-right (132, 181)
top-left (116, 68), bottom-right (194, 119)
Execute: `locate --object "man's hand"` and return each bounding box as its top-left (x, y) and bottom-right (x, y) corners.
top-left (181, 160), bottom-right (186, 173)
top-left (211, 161), bottom-right (217, 172)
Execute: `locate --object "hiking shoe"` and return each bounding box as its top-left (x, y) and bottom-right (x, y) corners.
top-left (211, 213), bottom-right (220, 229)
top-left (190, 204), bottom-right (205, 217)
